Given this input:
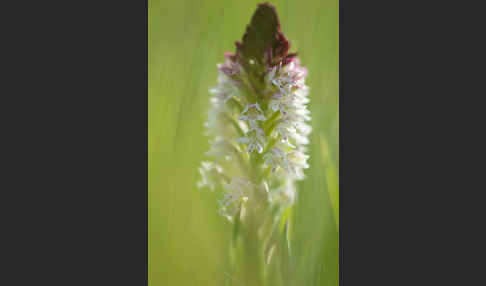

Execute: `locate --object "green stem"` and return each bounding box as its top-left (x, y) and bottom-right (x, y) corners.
top-left (242, 208), bottom-right (265, 286)
top-left (264, 111), bottom-right (280, 134)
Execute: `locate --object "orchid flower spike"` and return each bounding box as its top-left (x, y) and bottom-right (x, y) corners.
top-left (198, 2), bottom-right (311, 220)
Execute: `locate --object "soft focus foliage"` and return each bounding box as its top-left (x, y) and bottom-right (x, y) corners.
top-left (149, 0), bottom-right (338, 285)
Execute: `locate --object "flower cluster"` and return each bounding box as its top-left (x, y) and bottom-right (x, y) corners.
top-left (197, 3), bottom-right (311, 220)
top-left (198, 55), bottom-right (311, 220)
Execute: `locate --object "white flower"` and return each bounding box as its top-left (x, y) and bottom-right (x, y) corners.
top-left (263, 145), bottom-right (309, 179)
top-left (237, 127), bottom-right (265, 154)
top-left (218, 177), bottom-right (253, 218)
top-left (197, 161), bottom-right (224, 191)
top-left (204, 108), bottom-right (232, 138)
top-left (199, 51), bottom-right (311, 219)
top-left (287, 149), bottom-right (310, 179)
top-left (239, 103), bottom-right (266, 129)
top-left (263, 146), bottom-right (289, 173)
top-left (275, 120), bottom-right (297, 147)
top-left (209, 74), bottom-right (240, 104)
top-left (205, 137), bottom-right (238, 161)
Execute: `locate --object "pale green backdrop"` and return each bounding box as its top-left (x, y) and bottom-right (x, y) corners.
top-left (149, 0), bottom-right (339, 285)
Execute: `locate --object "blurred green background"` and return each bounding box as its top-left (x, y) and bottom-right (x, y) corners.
top-left (149, 0), bottom-right (338, 285)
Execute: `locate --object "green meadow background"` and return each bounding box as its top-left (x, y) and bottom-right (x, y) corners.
top-left (149, 0), bottom-right (338, 285)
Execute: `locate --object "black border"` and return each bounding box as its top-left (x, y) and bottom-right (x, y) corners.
top-left (3, 1), bottom-right (149, 284)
